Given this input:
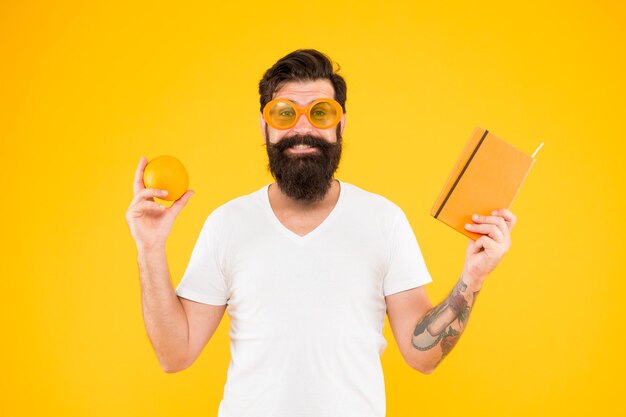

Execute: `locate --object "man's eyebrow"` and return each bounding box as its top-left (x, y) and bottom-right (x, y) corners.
top-left (284, 98), bottom-right (307, 106)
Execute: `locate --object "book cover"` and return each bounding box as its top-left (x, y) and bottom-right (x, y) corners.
top-left (431, 127), bottom-right (537, 240)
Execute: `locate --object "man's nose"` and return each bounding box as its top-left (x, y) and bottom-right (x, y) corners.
top-left (291, 113), bottom-right (314, 134)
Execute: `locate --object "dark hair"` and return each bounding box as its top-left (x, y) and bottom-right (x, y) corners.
top-left (258, 49), bottom-right (347, 113)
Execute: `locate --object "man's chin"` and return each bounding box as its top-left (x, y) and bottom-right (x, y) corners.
top-left (276, 178), bottom-right (334, 202)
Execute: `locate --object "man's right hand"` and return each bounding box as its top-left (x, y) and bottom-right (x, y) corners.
top-left (125, 156), bottom-right (194, 249)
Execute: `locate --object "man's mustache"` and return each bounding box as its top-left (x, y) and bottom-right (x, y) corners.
top-left (270, 134), bottom-right (337, 153)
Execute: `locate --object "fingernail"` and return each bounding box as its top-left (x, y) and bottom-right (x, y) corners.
top-left (472, 214), bottom-right (479, 221)
top-left (491, 210), bottom-right (497, 215)
top-left (161, 190), bottom-right (168, 195)
top-left (465, 224), bottom-right (472, 229)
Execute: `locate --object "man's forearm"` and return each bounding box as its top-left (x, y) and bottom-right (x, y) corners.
top-left (411, 274), bottom-right (481, 372)
top-left (137, 243), bottom-right (189, 372)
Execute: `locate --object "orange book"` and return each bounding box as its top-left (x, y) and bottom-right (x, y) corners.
top-left (431, 127), bottom-right (539, 240)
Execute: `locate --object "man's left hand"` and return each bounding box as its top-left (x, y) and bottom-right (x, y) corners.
top-left (462, 208), bottom-right (517, 289)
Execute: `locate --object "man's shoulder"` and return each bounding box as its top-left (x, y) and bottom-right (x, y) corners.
top-left (203, 185), bottom-right (266, 225)
top-left (341, 181), bottom-right (403, 216)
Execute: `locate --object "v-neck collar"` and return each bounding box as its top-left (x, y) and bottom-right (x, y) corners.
top-left (260, 180), bottom-right (347, 246)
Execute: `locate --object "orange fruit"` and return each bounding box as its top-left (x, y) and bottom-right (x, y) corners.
top-left (143, 155), bottom-right (189, 201)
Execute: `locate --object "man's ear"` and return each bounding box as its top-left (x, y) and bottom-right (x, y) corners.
top-left (340, 114), bottom-right (347, 136)
top-left (259, 114), bottom-right (267, 144)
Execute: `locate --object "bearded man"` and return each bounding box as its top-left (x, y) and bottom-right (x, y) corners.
top-left (125, 49), bottom-right (517, 417)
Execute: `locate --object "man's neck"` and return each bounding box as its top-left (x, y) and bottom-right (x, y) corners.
top-left (268, 179), bottom-right (340, 213)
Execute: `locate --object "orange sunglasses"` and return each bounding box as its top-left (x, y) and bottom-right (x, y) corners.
top-left (263, 98), bottom-right (343, 130)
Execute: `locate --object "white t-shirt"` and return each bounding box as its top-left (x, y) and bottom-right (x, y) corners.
top-left (175, 180), bottom-right (432, 417)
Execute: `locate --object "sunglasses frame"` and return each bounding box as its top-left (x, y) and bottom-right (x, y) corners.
top-left (263, 98), bottom-right (343, 130)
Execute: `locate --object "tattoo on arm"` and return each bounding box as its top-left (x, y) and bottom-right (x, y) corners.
top-left (411, 276), bottom-right (480, 364)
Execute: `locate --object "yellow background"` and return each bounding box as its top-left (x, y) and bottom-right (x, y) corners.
top-left (2, 1), bottom-right (624, 416)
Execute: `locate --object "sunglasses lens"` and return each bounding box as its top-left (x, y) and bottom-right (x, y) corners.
top-left (268, 101), bottom-right (297, 129)
top-left (310, 101), bottom-right (338, 128)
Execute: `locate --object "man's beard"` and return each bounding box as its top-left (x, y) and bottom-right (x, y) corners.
top-left (265, 126), bottom-right (342, 202)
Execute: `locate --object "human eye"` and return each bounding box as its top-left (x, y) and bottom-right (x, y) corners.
top-left (311, 102), bottom-right (335, 121)
top-left (279, 110), bottom-right (296, 117)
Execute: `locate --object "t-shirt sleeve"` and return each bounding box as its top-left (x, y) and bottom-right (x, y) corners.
top-left (175, 213), bottom-right (228, 306)
top-left (382, 208), bottom-right (433, 296)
